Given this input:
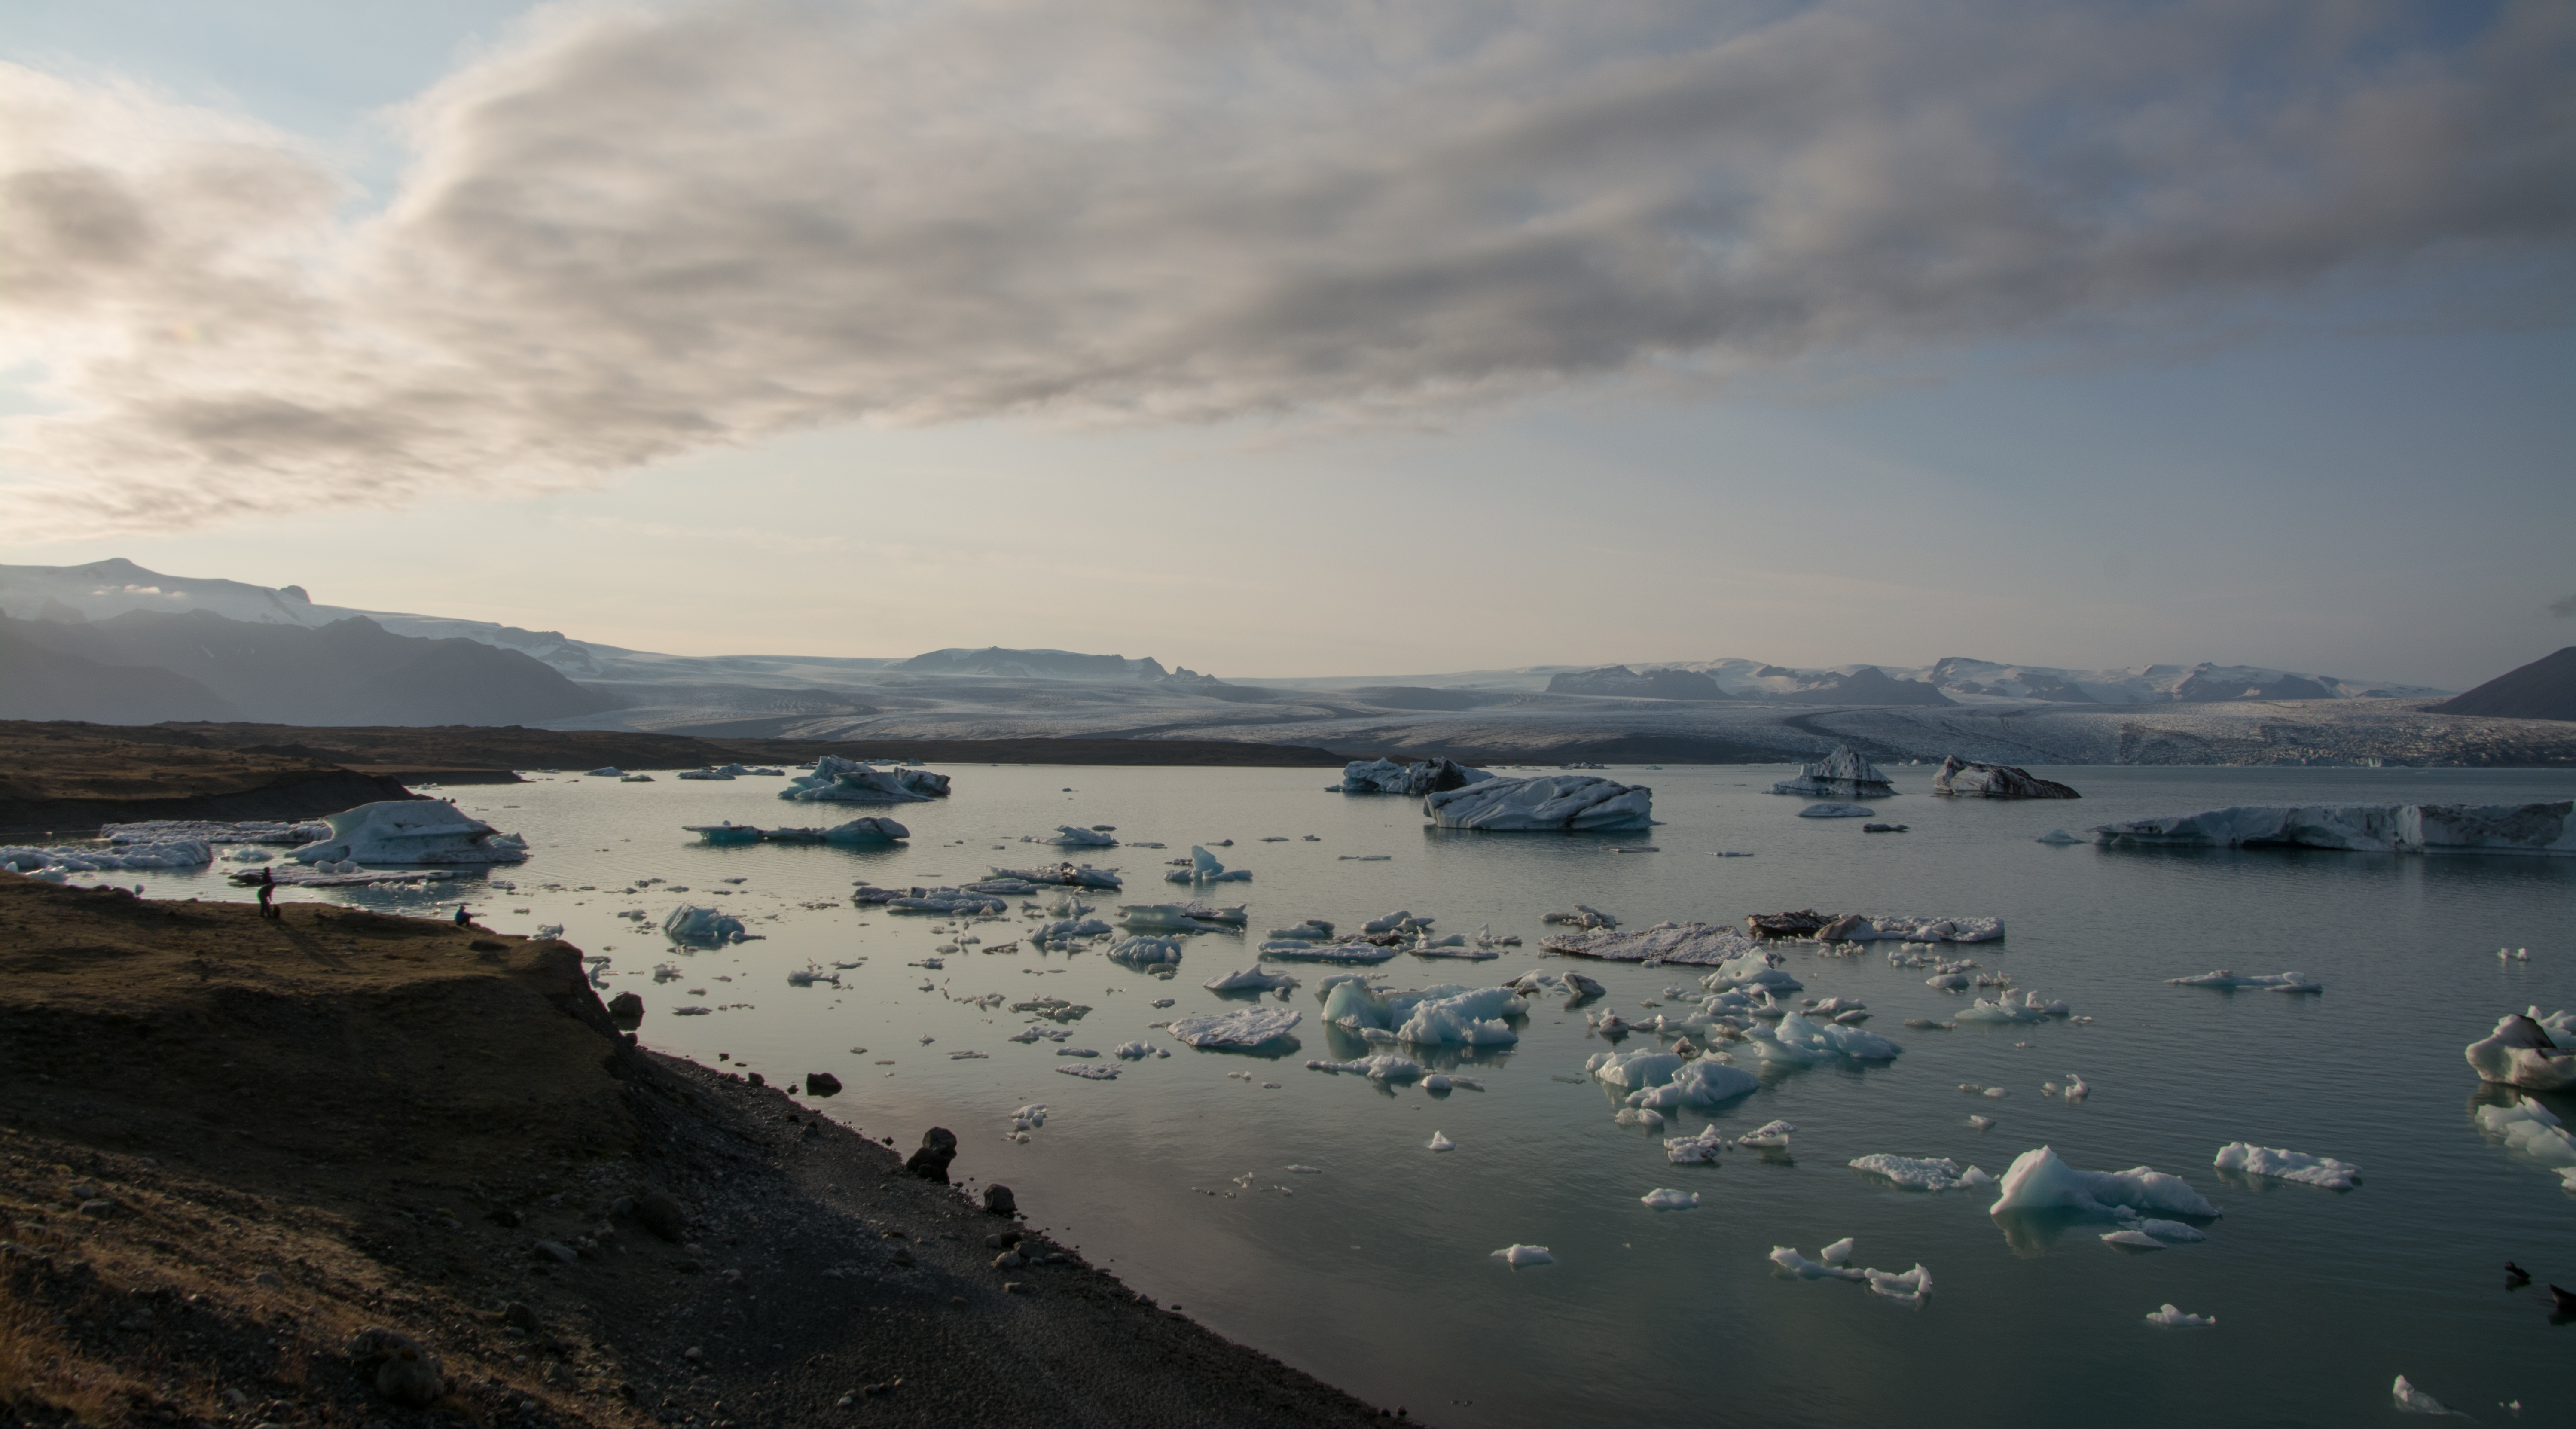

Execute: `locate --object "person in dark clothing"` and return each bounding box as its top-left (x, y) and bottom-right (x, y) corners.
top-left (454, 904), bottom-right (471, 926)
top-left (256, 865), bottom-right (278, 919)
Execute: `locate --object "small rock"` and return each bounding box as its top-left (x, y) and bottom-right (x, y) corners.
top-left (745, 1071), bottom-right (766, 1087)
top-left (609, 1195), bottom-right (635, 1218)
top-left (487, 1207), bottom-right (524, 1228)
top-left (721, 1268), bottom-right (745, 1286)
top-left (606, 991), bottom-right (644, 1026)
top-left (1003, 1281), bottom-right (1031, 1295)
top-left (905, 1127), bottom-right (959, 1183)
top-left (984, 1230), bottom-right (1024, 1249)
top-left (981, 1183), bottom-right (1017, 1216)
top-left (805, 1072), bottom-right (843, 1097)
top-left (992, 1250), bottom-right (1025, 1269)
top-left (631, 1191), bottom-right (687, 1242)
top-left (887, 1248), bottom-right (915, 1268)
top-left (117, 1311), bottom-right (152, 1331)
top-left (76, 1198), bottom-right (116, 1219)
top-left (503, 1302), bottom-right (540, 1331)
top-left (348, 1328), bottom-right (444, 1408)
top-left (533, 1240), bottom-right (578, 1264)
top-left (253, 1271), bottom-right (282, 1288)
top-left (682, 1346), bottom-right (704, 1363)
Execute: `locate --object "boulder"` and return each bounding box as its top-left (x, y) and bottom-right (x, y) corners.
top-left (606, 991), bottom-right (644, 1027)
top-left (630, 1190), bottom-right (689, 1242)
top-left (982, 1183), bottom-right (1018, 1216)
top-left (1932, 755), bottom-right (2080, 799)
top-left (804, 1071), bottom-right (843, 1097)
top-left (906, 1127), bottom-right (959, 1183)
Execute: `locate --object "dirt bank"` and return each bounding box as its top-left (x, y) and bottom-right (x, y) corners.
top-left (0, 726), bottom-right (417, 837)
top-left (0, 873), bottom-right (1416, 1429)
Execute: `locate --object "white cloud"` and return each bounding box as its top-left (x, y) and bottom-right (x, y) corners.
top-left (3, 0), bottom-right (2570, 536)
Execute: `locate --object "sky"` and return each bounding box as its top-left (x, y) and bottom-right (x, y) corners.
top-left (0, 0), bottom-right (2568, 687)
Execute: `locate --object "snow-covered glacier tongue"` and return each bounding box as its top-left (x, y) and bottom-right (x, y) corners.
top-left (1423, 775), bottom-right (1652, 832)
top-left (289, 800), bottom-right (528, 866)
top-left (2092, 802), bottom-right (2576, 855)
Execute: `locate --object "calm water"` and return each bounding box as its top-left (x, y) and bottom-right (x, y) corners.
top-left (134, 763), bottom-right (2575, 1426)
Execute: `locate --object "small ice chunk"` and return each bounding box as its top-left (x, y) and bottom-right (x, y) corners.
top-left (1865, 1264), bottom-right (1932, 1305)
top-left (1055, 1064), bottom-right (1119, 1080)
top-left (1959, 1165), bottom-right (1995, 1187)
top-left (1166, 1006), bottom-right (1302, 1048)
top-left (1989, 1146), bottom-right (2219, 1218)
top-left (2122, 1216), bottom-right (2206, 1242)
top-left (1968, 1115), bottom-right (1996, 1131)
top-left (2212, 1142), bottom-right (2361, 1191)
top-left (1286, 1164), bottom-right (1322, 1174)
top-left (2391, 1376), bottom-right (2458, 1416)
top-left (1819, 1237), bottom-right (1854, 1265)
top-left (1640, 1188), bottom-right (1700, 1210)
top-left (1427, 1131), bottom-right (1456, 1152)
top-left (2145, 1304), bottom-right (2215, 1327)
top-left (2100, 1229), bottom-right (2165, 1249)
top-left (1663, 1126), bottom-right (1728, 1164)
top-left (1204, 967), bottom-right (1298, 992)
top-left (1768, 1246), bottom-right (1864, 1281)
top-left (1849, 1155), bottom-right (1967, 1191)
top-left (1009, 1105), bottom-right (1047, 1131)
top-left (1491, 1243), bottom-right (1552, 1267)
top-left (2036, 829), bottom-right (2083, 845)
top-left (1737, 1119), bottom-right (1796, 1149)
top-left (1112, 1041), bottom-right (1154, 1059)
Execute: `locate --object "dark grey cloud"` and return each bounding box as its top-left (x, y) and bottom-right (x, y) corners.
top-left (2551, 593), bottom-right (2576, 618)
top-left (4, 0), bottom-right (2571, 533)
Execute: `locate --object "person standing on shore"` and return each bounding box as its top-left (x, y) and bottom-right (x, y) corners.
top-left (256, 865), bottom-right (278, 919)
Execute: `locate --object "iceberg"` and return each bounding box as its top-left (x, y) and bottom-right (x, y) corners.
top-left (1427, 1131), bottom-right (1456, 1152)
top-left (1032, 917), bottom-right (1112, 946)
top-left (1770, 745), bottom-right (1896, 798)
top-left (663, 906), bottom-right (750, 943)
top-left (1166, 1006), bottom-right (1302, 1048)
top-left (1768, 1246), bottom-right (1865, 1281)
top-left (1865, 1264), bottom-right (1933, 1306)
top-left (584, 766), bottom-right (624, 777)
top-left (1163, 845), bottom-right (1251, 883)
top-left (1423, 775), bottom-right (1652, 832)
top-left (1325, 982), bottom-right (1523, 1045)
top-left (1954, 991), bottom-right (2069, 1024)
top-left (2211, 1143), bottom-right (2360, 1190)
top-left (1339, 757), bottom-right (1494, 795)
top-left (995, 862), bottom-right (1124, 889)
top-left (822, 817), bottom-right (910, 844)
top-left (1759, 913), bottom-right (2007, 944)
top-left (1640, 1188), bottom-right (1700, 1210)
top-left (2145, 1304), bottom-right (2215, 1328)
top-left (1118, 903), bottom-right (1234, 934)
top-left (2093, 801), bottom-right (2576, 855)
top-left (2165, 969), bottom-right (2321, 993)
top-left (1584, 1048), bottom-right (1683, 1091)
top-left (1259, 941), bottom-right (1401, 963)
top-left (1267, 919), bottom-right (1335, 942)
top-left (2463, 1009), bottom-right (2576, 1090)
top-left (866, 887), bottom-right (1010, 915)
top-left (1105, 935), bottom-right (1183, 966)
top-left (1204, 967), bottom-right (1297, 992)
top-left (1626, 1056), bottom-right (1758, 1110)
top-left (1747, 1010), bottom-right (1902, 1063)
top-left (1541, 920), bottom-right (1764, 965)
top-left (1663, 1126), bottom-right (1728, 1164)
top-left (675, 766), bottom-right (736, 780)
top-left (1490, 1244), bottom-right (1552, 1267)
top-left (1304, 1053), bottom-right (1422, 1081)
top-left (684, 822), bottom-right (764, 844)
top-left (1931, 756), bottom-right (2080, 799)
top-left (1044, 825), bottom-right (1118, 847)
top-left (1987, 1146), bottom-right (2219, 1218)
top-left (777, 756), bottom-right (948, 804)
top-left (1849, 1155), bottom-right (1968, 1191)
top-left (1795, 803), bottom-right (1876, 819)
top-left (290, 800), bottom-right (528, 866)
top-left (2472, 1099), bottom-right (2576, 1168)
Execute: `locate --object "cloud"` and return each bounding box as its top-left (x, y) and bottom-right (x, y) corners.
top-left (2552, 593), bottom-right (2576, 618)
top-left (3, 0), bottom-right (2571, 536)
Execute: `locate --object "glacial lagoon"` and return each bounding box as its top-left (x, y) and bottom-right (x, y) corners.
top-left (131, 763), bottom-right (2575, 1426)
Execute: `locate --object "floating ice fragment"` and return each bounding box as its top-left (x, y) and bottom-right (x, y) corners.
top-left (2391, 1376), bottom-right (2463, 1416)
top-left (2100, 1229), bottom-right (2165, 1249)
top-left (1287, 1164), bottom-right (1321, 1175)
top-left (1768, 1246), bottom-right (1865, 1281)
top-left (1056, 1064), bottom-right (1119, 1080)
top-left (2472, 1098), bottom-right (2576, 1167)
top-left (1969, 1115), bottom-right (1996, 1131)
top-left (1204, 967), bottom-right (1297, 992)
top-left (1797, 803), bottom-right (1876, 819)
top-left (289, 799), bottom-right (527, 866)
top-left (2212, 1142), bottom-right (2361, 1190)
top-left (1641, 1188), bottom-right (1700, 1210)
top-left (1988, 1146), bottom-right (2219, 1218)
top-left (663, 906), bottom-right (750, 943)
top-left (1866, 1264), bottom-right (1933, 1305)
top-left (1819, 1237), bottom-right (1853, 1265)
top-left (1303, 1053), bottom-right (1421, 1081)
top-left (1737, 1119), bottom-right (1795, 1149)
top-left (1959, 1166), bottom-right (1995, 1187)
top-left (2036, 828), bottom-right (2084, 845)
top-left (1166, 1007), bottom-right (1301, 1048)
top-left (1627, 1057), bottom-right (1760, 1110)
top-left (1490, 1243), bottom-right (1551, 1267)
top-left (1339, 758), bottom-right (1492, 795)
top-left (2120, 1215), bottom-right (2205, 1242)
top-left (1956, 990), bottom-right (2070, 1023)
top-left (1427, 1131), bottom-right (1456, 1152)
top-left (1105, 935), bottom-right (1184, 966)
top-left (2165, 969), bottom-right (2323, 992)
top-left (2096, 801), bottom-right (2576, 854)
top-left (2145, 1304), bottom-right (2215, 1327)
top-left (1424, 775), bottom-right (1652, 832)
top-left (1849, 1155), bottom-right (1968, 1191)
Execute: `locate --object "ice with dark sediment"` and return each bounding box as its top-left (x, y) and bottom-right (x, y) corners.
top-left (1423, 775), bottom-right (1652, 832)
top-left (778, 756), bottom-right (949, 804)
top-left (663, 905), bottom-right (751, 942)
top-left (1339, 757), bottom-right (1494, 796)
top-left (2093, 801), bottom-right (2576, 855)
top-left (1543, 920), bottom-right (1763, 965)
top-left (994, 862), bottom-right (1123, 889)
top-left (1797, 803), bottom-right (1877, 819)
top-left (1771, 745), bottom-right (1896, 798)
top-left (1931, 755), bottom-right (2081, 799)
top-left (2463, 1009), bottom-right (2576, 1090)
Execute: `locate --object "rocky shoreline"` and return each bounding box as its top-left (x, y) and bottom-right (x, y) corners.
top-left (0, 874), bottom-right (1413, 1428)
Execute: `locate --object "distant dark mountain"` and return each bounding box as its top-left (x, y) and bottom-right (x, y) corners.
top-left (1776, 665), bottom-right (1956, 707)
top-left (4, 610), bottom-right (619, 725)
top-left (897, 647), bottom-right (1169, 680)
top-left (0, 618), bottom-right (243, 723)
top-left (2433, 647), bottom-right (2576, 721)
top-left (1547, 666), bottom-right (1729, 701)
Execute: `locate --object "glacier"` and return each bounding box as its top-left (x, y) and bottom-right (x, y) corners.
top-left (2093, 801), bottom-right (2576, 855)
top-left (1422, 775), bottom-right (1652, 832)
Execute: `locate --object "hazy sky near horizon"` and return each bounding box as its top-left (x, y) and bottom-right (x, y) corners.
top-left (0, 0), bottom-right (2568, 686)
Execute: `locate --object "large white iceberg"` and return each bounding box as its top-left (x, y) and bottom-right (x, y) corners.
top-left (2094, 801), bottom-right (2576, 855)
top-left (2211, 1142), bottom-right (2361, 1190)
top-left (1423, 775), bottom-right (1652, 832)
top-left (1167, 1006), bottom-right (1302, 1048)
top-left (1771, 745), bottom-right (1895, 798)
top-left (1339, 757), bottom-right (1493, 795)
top-left (1324, 982), bottom-right (1522, 1045)
top-left (1987, 1146), bottom-right (2219, 1218)
top-left (290, 800), bottom-right (528, 866)
top-left (1541, 920), bottom-right (1764, 965)
top-left (778, 756), bottom-right (949, 804)
top-left (2463, 1009), bottom-right (2576, 1090)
